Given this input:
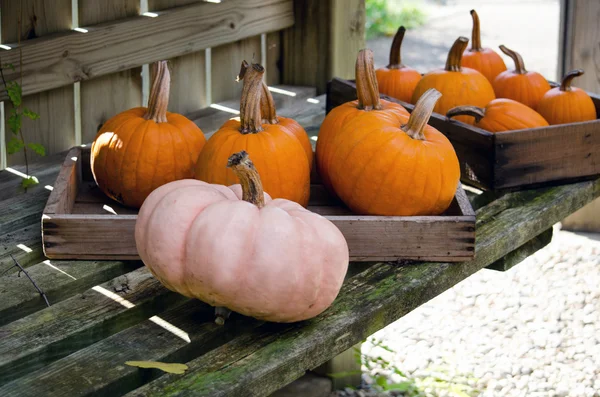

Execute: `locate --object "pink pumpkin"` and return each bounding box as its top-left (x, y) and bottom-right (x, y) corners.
top-left (135, 151), bottom-right (349, 324)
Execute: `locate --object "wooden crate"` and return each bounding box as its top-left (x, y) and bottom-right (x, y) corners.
top-left (42, 146), bottom-right (475, 262)
top-left (327, 78), bottom-right (600, 191)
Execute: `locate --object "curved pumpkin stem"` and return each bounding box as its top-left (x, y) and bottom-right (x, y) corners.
top-left (356, 49), bottom-right (382, 111)
top-left (239, 62), bottom-right (265, 134)
top-left (447, 105), bottom-right (486, 123)
top-left (144, 61), bottom-right (170, 123)
top-left (238, 60), bottom-right (278, 124)
top-left (214, 306), bottom-right (231, 326)
top-left (560, 69), bottom-right (584, 91)
top-left (227, 151), bottom-right (265, 208)
top-left (499, 45), bottom-right (527, 74)
top-left (388, 26), bottom-right (406, 68)
top-left (470, 10), bottom-right (482, 51)
top-left (402, 89), bottom-right (442, 140)
top-left (445, 37), bottom-right (469, 72)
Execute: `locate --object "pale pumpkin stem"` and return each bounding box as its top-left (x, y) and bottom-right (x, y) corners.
top-left (144, 61), bottom-right (170, 123)
top-left (239, 62), bottom-right (265, 134)
top-left (560, 69), bottom-right (584, 91)
top-left (356, 49), bottom-right (382, 111)
top-left (470, 10), bottom-right (482, 51)
top-left (388, 26), bottom-right (406, 68)
top-left (214, 307), bottom-right (231, 326)
top-left (402, 89), bottom-right (442, 140)
top-left (227, 151), bottom-right (265, 208)
top-left (446, 106), bottom-right (486, 123)
top-left (499, 45), bottom-right (527, 74)
top-left (237, 61), bottom-right (278, 124)
top-left (445, 37), bottom-right (469, 72)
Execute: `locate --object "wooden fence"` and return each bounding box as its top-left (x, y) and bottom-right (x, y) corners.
top-left (0, 0), bottom-right (365, 169)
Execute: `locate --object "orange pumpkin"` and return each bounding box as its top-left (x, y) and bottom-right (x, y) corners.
top-left (447, 98), bottom-right (549, 132)
top-left (375, 26), bottom-right (421, 103)
top-left (195, 61), bottom-right (312, 207)
top-left (411, 36), bottom-right (495, 125)
top-left (492, 45), bottom-right (551, 110)
top-left (461, 10), bottom-right (507, 83)
top-left (537, 69), bottom-right (597, 125)
top-left (91, 61), bottom-right (206, 208)
top-left (316, 49), bottom-right (410, 194)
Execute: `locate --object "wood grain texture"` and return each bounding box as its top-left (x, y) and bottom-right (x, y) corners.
top-left (486, 227), bottom-right (553, 272)
top-left (265, 31), bottom-right (282, 85)
top-left (1, 0), bottom-right (75, 165)
top-left (42, 147), bottom-right (81, 215)
top-left (330, 0), bottom-right (365, 81)
top-left (0, 0), bottom-right (294, 101)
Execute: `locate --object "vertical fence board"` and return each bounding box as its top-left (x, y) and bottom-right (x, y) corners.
top-left (1, 0), bottom-right (74, 166)
top-left (148, 0), bottom-right (206, 114)
top-left (78, 0), bottom-right (142, 143)
top-left (266, 31), bottom-right (281, 86)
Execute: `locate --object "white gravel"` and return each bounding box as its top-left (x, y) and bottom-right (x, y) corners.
top-left (341, 224), bottom-right (600, 397)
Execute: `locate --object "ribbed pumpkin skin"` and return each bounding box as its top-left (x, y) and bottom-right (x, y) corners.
top-left (323, 104), bottom-right (460, 216)
top-left (474, 99), bottom-right (549, 132)
top-left (91, 108), bottom-right (206, 208)
top-left (461, 49), bottom-right (507, 83)
top-left (537, 87), bottom-right (597, 125)
top-left (493, 72), bottom-right (550, 110)
top-left (376, 67), bottom-right (421, 103)
top-left (316, 99), bottom-right (409, 193)
top-left (280, 117), bottom-right (314, 171)
top-left (411, 68), bottom-right (495, 124)
top-left (194, 118), bottom-right (311, 207)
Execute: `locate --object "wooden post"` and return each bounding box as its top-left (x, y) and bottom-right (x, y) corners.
top-left (281, 0), bottom-right (365, 94)
top-left (313, 343), bottom-right (362, 390)
top-left (558, 0), bottom-right (600, 232)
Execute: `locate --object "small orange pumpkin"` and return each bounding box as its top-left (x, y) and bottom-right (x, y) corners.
top-left (411, 36), bottom-right (495, 125)
top-left (375, 26), bottom-right (421, 103)
top-left (195, 61), bottom-right (312, 207)
top-left (492, 45), bottom-right (551, 110)
top-left (91, 61), bottom-right (206, 208)
top-left (537, 69), bottom-right (597, 125)
top-left (447, 98), bottom-right (549, 132)
top-left (461, 10), bottom-right (507, 83)
top-left (316, 49), bottom-right (410, 194)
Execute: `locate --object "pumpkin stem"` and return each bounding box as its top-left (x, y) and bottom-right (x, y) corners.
top-left (356, 49), bottom-right (382, 111)
top-left (214, 307), bottom-right (231, 326)
top-left (237, 60), bottom-right (278, 124)
top-left (144, 61), bottom-right (170, 123)
top-left (239, 61), bottom-right (265, 134)
top-left (560, 69), bottom-right (584, 91)
top-left (402, 89), bottom-right (442, 140)
top-left (445, 37), bottom-right (469, 72)
top-left (446, 105), bottom-right (486, 123)
top-left (499, 45), bottom-right (527, 74)
top-left (470, 10), bottom-right (482, 51)
top-left (227, 151), bottom-right (265, 208)
top-left (388, 26), bottom-right (406, 68)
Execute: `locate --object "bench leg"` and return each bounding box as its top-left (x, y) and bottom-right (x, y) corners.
top-left (313, 342), bottom-right (362, 390)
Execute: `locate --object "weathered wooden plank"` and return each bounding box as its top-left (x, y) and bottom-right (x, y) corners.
top-left (486, 227), bottom-right (553, 272)
top-left (42, 147), bottom-right (81, 215)
top-left (0, 0), bottom-right (294, 101)
top-left (1, 0), bottom-right (75, 165)
top-left (0, 267), bottom-right (185, 386)
top-left (0, 186), bottom-right (50, 234)
top-left (265, 31), bottom-right (282, 86)
top-left (0, 259), bottom-right (141, 327)
top-left (0, 224), bottom-right (44, 271)
top-left (329, 0), bottom-right (365, 81)
top-left (0, 151), bottom-right (64, 201)
top-left (79, 0), bottom-right (143, 143)
top-left (123, 178), bottom-right (600, 397)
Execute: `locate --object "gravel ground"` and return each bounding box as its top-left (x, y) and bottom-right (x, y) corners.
top-left (331, 224), bottom-right (600, 397)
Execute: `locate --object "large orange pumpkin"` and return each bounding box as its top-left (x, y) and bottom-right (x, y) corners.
top-left (411, 36), bottom-right (495, 125)
top-left (375, 26), bottom-right (421, 103)
top-left (447, 98), bottom-right (549, 132)
top-left (537, 69), bottom-right (597, 125)
top-left (91, 61), bottom-right (206, 208)
top-left (461, 10), bottom-right (507, 83)
top-left (492, 45), bottom-right (551, 110)
top-left (316, 49), bottom-right (410, 194)
top-left (195, 61), bottom-right (312, 207)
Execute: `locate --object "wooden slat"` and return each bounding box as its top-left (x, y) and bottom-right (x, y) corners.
top-left (42, 147), bottom-right (81, 214)
top-left (265, 31), bottom-right (282, 86)
top-left (1, 0), bottom-right (74, 165)
top-left (0, 224), bottom-right (44, 270)
top-left (79, 0), bottom-right (143, 143)
top-left (329, 0), bottom-right (365, 81)
top-left (486, 227), bottom-right (553, 272)
top-left (0, 0), bottom-right (294, 101)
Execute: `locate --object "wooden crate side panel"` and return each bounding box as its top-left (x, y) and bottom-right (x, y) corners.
top-left (2, 0), bottom-right (74, 166)
top-left (78, 0), bottom-right (143, 143)
top-left (43, 147), bottom-right (81, 215)
top-left (494, 121), bottom-right (600, 189)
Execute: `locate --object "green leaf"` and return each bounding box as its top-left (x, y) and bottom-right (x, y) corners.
top-left (386, 381), bottom-right (414, 392)
top-left (28, 142), bottom-right (46, 156)
top-left (23, 107), bottom-right (40, 120)
top-left (125, 361), bottom-right (188, 374)
top-left (375, 375), bottom-right (388, 387)
top-left (6, 137), bottom-right (24, 154)
top-left (7, 109), bottom-right (22, 134)
top-left (6, 81), bottom-right (22, 107)
top-left (21, 176), bottom-right (39, 189)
